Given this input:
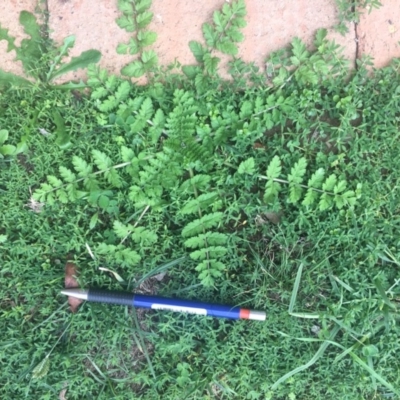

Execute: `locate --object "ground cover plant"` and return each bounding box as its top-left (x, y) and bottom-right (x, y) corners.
top-left (1, 0), bottom-right (400, 399)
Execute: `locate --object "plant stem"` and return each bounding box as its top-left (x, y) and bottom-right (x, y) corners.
top-left (258, 175), bottom-right (335, 196)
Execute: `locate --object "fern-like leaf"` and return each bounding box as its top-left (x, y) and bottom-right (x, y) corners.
top-left (203, 53), bottom-right (220, 75)
top-left (180, 175), bottom-right (211, 193)
top-left (59, 166), bottom-right (76, 183)
top-left (288, 157), bottom-right (307, 203)
top-left (131, 226), bottom-right (158, 245)
top-left (92, 150), bottom-right (111, 170)
top-left (202, 23), bottom-right (216, 48)
top-left (149, 108), bottom-right (165, 143)
top-left (116, 15), bottom-right (135, 32)
top-left (91, 86), bottom-right (108, 100)
top-left (117, 0), bottom-right (157, 79)
top-left (238, 157), bottom-right (255, 175)
top-left (190, 246), bottom-right (227, 260)
top-left (136, 0), bottom-right (152, 13)
top-left (196, 260), bottom-right (225, 286)
top-left (184, 232), bottom-right (228, 249)
top-left (131, 97), bottom-right (153, 133)
top-left (105, 75), bottom-right (118, 91)
top-left (264, 180), bottom-right (281, 203)
top-left (266, 156), bottom-right (281, 179)
top-left (182, 212), bottom-right (224, 238)
top-left (137, 11), bottom-right (153, 29)
top-left (138, 30), bottom-right (157, 47)
top-left (189, 40), bottom-right (205, 63)
top-left (335, 190), bottom-right (357, 209)
top-left (92, 150), bottom-right (123, 188)
top-left (322, 174), bottom-right (337, 192)
top-left (72, 156), bottom-right (93, 177)
top-left (180, 192), bottom-right (219, 215)
top-left (333, 180), bottom-right (347, 194)
top-left (239, 100), bottom-right (253, 118)
top-left (319, 175), bottom-right (338, 211)
top-left (121, 146), bottom-right (135, 163)
top-left (288, 158), bottom-right (307, 184)
top-left (201, 0), bottom-right (246, 57)
top-left (121, 60), bottom-right (145, 78)
top-left (264, 157), bottom-right (282, 203)
top-left (96, 243), bottom-right (141, 268)
top-left (114, 81), bottom-right (131, 103)
top-left (113, 220), bottom-right (132, 238)
top-left (319, 193), bottom-right (333, 211)
top-left (47, 175), bottom-right (63, 188)
top-left (302, 168), bottom-right (325, 206)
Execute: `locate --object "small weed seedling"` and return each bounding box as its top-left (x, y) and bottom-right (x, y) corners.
top-left (0, 10), bottom-right (101, 89)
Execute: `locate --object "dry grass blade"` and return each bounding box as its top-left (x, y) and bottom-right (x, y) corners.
top-left (130, 307), bottom-right (156, 379)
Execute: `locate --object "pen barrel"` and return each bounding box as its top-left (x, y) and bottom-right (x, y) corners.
top-left (134, 294), bottom-right (247, 320)
top-left (88, 289), bottom-right (134, 306)
top-left (85, 290), bottom-right (266, 321)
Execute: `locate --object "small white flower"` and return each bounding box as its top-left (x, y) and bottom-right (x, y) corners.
top-left (26, 197), bottom-right (45, 213)
top-left (38, 128), bottom-right (51, 136)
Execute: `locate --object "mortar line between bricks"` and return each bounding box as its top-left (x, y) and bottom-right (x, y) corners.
top-left (351, 1), bottom-right (359, 70)
top-left (354, 20), bottom-right (359, 70)
top-left (40, 0), bottom-right (50, 42)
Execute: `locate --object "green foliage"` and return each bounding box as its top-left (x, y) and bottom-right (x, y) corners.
top-left (265, 29), bottom-right (349, 89)
top-left (262, 156), bottom-right (360, 210)
top-left (238, 157), bottom-right (255, 175)
top-left (185, 0), bottom-right (246, 78)
top-left (96, 243), bottom-right (141, 268)
top-left (3, 1), bottom-right (400, 399)
top-left (202, 0), bottom-right (246, 55)
top-left (117, 0), bottom-right (158, 78)
top-left (0, 129), bottom-right (22, 158)
top-left (334, 0), bottom-right (382, 34)
top-left (0, 11), bottom-right (101, 89)
top-left (33, 150), bottom-right (126, 205)
top-left (182, 207), bottom-right (227, 286)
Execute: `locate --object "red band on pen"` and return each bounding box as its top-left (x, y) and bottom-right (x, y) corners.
top-left (239, 308), bottom-right (250, 319)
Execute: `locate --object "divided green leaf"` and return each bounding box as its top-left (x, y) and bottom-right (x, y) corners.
top-left (266, 156), bottom-right (282, 179)
top-left (238, 157), bottom-right (255, 175)
top-left (182, 212), bottom-right (224, 237)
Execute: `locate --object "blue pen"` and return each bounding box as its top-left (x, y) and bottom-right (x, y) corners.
top-left (61, 288), bottom-right (266, 321)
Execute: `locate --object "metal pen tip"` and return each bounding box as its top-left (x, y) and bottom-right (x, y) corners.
top-left (60, 288), bottom-right (89, 300)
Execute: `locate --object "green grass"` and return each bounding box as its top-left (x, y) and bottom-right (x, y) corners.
top-left (1, 1), bottom-right (400, 399)
top-left (2, 58), bottom-right (400, 398)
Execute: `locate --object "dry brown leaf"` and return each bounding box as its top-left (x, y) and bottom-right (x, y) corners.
top-left (59, 382), bottom-right (68, 400)
top-left (253, 142), bottom-right (266, 150)
top-left (255, 211), bottom-right (282, 226)
top-left (65, 257), bottom-right (83, 313)
top-left (264, 211), bottom-right (282, 225)
top-left (59, 388), bottom-right (67, 400)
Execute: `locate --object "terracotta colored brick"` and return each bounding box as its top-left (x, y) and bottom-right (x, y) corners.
top-left (2, 0), bottom-right (397, 83)
top-left (357, 1), bottom-right (400, 68)
top-left (0, 0), bottom-right (37, 77)
top-left (47, 0), bottom-right (355, 82)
